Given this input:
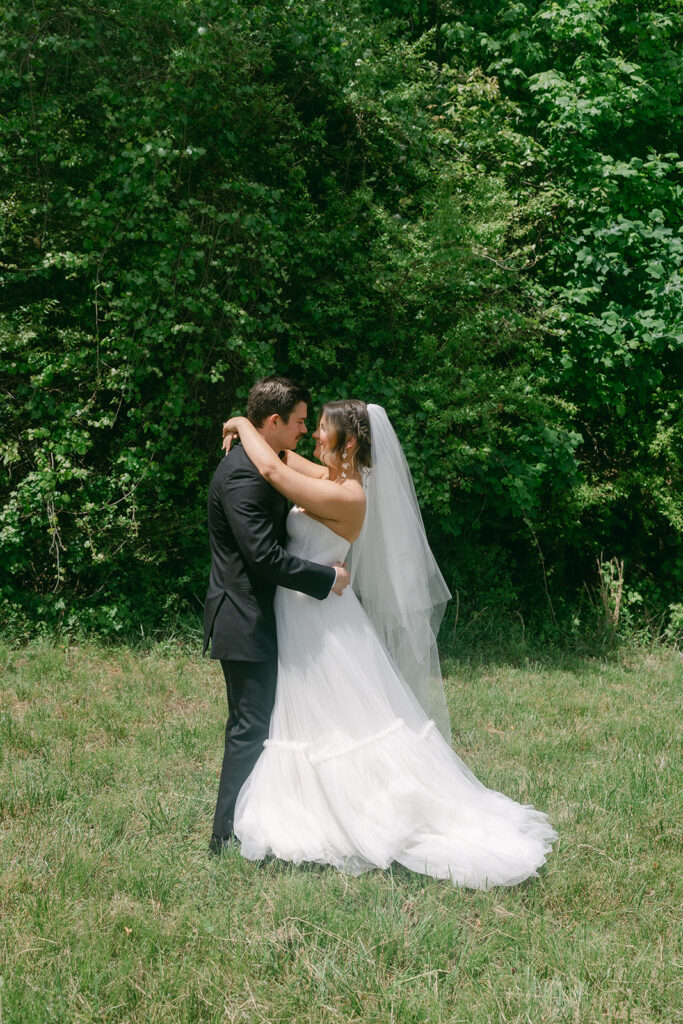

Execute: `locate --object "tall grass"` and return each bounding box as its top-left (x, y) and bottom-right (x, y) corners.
top-left (1, 640), bottom-right (680, 1022)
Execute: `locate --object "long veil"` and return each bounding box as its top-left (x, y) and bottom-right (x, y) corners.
top-left (349, 405), bottom-right (452, 742)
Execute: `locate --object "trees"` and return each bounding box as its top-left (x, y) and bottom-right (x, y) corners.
top-left (464, 0), bottom-right (683, 617)
top-left (1, 1), bottom-right (679, 636)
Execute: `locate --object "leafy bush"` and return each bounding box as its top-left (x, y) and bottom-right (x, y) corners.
top-left (1, 0), bottom-right (679, 639)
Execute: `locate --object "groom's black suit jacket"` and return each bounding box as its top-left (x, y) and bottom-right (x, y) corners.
top-left (203, 443), bottom-right (335, 662)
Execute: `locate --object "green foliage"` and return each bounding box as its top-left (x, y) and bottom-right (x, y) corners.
top-left (439, 0), bottom-right (683, 611)
top-left (0, 0), bottom-right (680, 637)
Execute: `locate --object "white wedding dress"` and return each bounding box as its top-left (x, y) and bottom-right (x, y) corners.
top-left (234, 506), bottom-right (556, 888)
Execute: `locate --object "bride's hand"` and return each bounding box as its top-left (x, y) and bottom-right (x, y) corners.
top-left (222, 416), bottom-right (243, 454)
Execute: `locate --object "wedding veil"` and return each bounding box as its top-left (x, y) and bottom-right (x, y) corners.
top-left (349, 405), bottom-right (452, 742)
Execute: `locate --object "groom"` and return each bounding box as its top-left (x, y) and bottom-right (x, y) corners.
top-left (204, 375), bottom-right (350, 852)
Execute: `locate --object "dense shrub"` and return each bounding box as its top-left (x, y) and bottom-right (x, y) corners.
top-left (0, 0), bottom-right (679, 638)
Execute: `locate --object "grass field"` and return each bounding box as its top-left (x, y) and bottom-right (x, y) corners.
top-left (0, 640), bottom-right (680, 1023)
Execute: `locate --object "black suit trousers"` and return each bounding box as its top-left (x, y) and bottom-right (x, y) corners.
top-left (212, 658), bottom-right (277, 838)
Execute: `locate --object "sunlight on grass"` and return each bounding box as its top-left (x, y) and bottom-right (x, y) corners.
top-left (1, 641), bottom-right (680, 1022)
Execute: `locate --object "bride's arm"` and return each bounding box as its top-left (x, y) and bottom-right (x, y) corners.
top-left (282, 449), bottom-right (329, 480)
top-left (225, 416), bottom-right (362, 525)
top-left (223, 423), bottom-right (327, 479)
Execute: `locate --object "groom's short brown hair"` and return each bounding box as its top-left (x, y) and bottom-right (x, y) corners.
top-left (247, 376), bottom-right (311, 428)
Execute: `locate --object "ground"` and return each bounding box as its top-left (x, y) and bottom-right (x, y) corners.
top-left (1, 641), bottom-right (680, 1023)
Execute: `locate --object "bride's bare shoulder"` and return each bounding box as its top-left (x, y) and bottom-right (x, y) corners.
top-left (341, 478), bottom-right (365, 498)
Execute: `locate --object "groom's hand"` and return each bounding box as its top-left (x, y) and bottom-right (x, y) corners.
top-left (331, 562), bottom-right (350, 596)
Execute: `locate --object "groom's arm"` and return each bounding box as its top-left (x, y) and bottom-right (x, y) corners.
top-left (221, 468), bottom-right (338, 600)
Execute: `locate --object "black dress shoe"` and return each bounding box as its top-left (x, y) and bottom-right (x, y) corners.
top-left (209, 833), bottom-right (239, 855)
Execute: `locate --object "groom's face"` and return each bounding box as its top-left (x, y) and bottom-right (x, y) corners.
top-left (274, 401), bottom-right (308, 451)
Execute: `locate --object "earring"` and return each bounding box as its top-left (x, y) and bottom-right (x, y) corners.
top-left (341, 445), bottom-right (351, 480)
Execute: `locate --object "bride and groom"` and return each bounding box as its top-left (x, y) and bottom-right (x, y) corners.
top-left (203, 376), bottom-right (556, 887)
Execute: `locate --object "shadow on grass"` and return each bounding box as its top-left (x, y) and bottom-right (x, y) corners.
top-left (439, 624), bottom-right (678, 675)
top-left (207, 847), bottom-right (555, 899)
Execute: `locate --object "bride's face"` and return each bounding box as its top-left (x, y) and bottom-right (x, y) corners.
top-left (312, 416), bottom-right (334, 465)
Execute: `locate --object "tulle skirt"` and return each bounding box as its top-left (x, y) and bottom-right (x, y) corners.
top-left (234, 586), bottom-right (556, 888)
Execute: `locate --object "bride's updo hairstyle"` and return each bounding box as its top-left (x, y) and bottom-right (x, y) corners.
top-left (321, 399), bottom-right (372, 475)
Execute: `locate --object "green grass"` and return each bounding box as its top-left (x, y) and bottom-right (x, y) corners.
top-left (0, 640), bottom-right (680, 1023)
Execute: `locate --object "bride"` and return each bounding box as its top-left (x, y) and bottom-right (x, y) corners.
top-left (221, 399), bottom-right (556, 888)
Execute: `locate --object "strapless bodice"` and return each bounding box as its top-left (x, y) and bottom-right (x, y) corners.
top-left (286, 506), bottom-right (350, 566)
